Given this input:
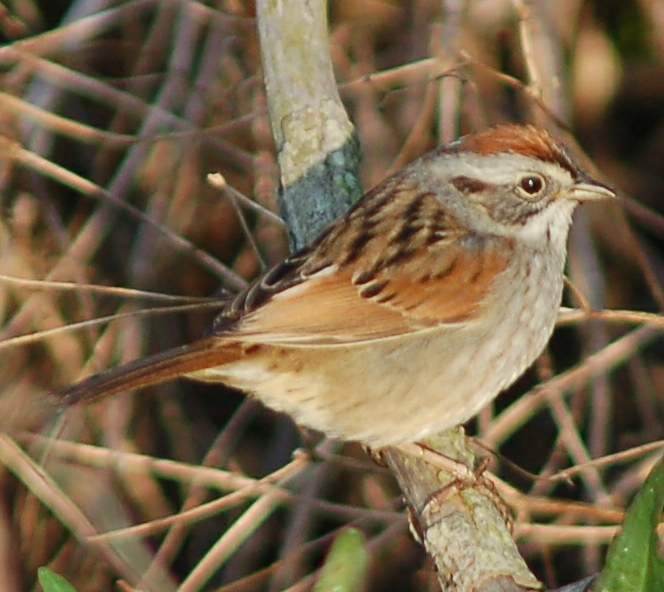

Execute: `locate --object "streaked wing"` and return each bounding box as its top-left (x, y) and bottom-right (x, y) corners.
top-left (216, 182), bottom-right (514, 345)
top-left (233, 242), bottom-right (512, 344)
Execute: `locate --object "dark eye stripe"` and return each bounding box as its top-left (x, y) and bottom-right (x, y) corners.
top-left (451, 176), bottom-right (489, 193)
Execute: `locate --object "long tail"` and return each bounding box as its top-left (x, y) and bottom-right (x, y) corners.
top-left (55, 336), bottom-right (243, 407)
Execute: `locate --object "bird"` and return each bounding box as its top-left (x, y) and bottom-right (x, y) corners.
top-left (54, 124), bottom-right (616, 446)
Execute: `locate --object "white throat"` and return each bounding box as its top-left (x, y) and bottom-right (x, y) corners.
top-left (516, 199), bottom-right (576, 250)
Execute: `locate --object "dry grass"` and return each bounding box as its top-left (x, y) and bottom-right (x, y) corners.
top-left (0, 0), bottom-right (662, 590)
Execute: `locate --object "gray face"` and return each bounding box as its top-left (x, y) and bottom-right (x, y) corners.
top-left (419, 150), bottom-right (580, 241)
top-left (470, 167), bottom-right (565, 226)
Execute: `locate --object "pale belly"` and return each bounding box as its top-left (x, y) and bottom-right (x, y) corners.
top-left (193, 249), bottom-right (565, 445)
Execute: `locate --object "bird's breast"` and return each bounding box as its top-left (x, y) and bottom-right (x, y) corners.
top-left (195, 247), bottom-right (566, 445)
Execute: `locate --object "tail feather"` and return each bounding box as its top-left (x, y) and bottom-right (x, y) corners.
top-left (56, 336), bottom-right (242, 407)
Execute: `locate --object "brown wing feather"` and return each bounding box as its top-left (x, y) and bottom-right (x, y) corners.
top-left (213, 171), bottom-right (427, 331)
top-left (370, 238), bottom-right (513, 324)
top-left (231, 237), bottom-right (513, 344)
top-left (213, 177), bottom-right (514, 345)
top-left (233, 269), bottom-right (417, 342)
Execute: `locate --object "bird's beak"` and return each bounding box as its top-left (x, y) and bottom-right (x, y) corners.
top-left (569, 177), bottom-right (616, 202)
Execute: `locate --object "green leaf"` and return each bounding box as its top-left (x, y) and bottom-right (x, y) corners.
top-left (313, 528), bottom-right (368, 592)
top-left (595, 458), bottom-right (664, 592)
top-left (37, 567), bottom-right (78, 592)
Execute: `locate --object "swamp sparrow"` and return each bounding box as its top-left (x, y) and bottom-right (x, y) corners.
top-left (57, 124), bottom-right (615, 446)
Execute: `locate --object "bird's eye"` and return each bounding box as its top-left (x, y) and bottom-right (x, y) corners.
top-left (517, 174), bottom-right (546, 198)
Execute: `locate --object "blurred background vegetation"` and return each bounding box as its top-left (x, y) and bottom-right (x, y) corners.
top-left (0, 0), bottom-right (662, 590)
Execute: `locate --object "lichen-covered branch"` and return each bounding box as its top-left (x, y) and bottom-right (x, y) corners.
top-left (256, 0), bottom-right (362, 248)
